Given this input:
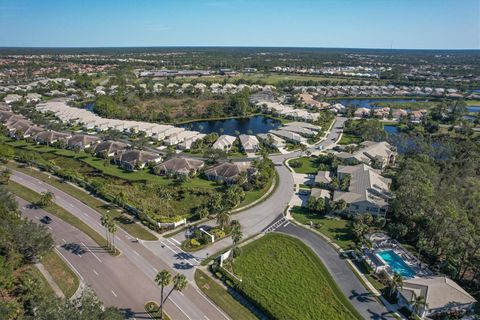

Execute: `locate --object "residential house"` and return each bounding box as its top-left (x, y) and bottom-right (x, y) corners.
top-left (239, 134), bottom-right (260, 153)
top-left (204, 161), bottom-right (253, 185)
top-left (270, 129), bottom-right (305, 144)
top-left (34, 131), bottom-right (71, 145)
top-left (67, 134), bottom-right (101, 150)
top-left (212, 135), bottom-right (237, 152)
top-left (336, 141), bottom-right (396, 170)
top-left (177, 133), bottom-right (206, 150)
top-left (3, 94), bottom-right (22, 104)
top-left (115, 150), bottom-right (162, 171)
top-left (399, 276), bottom-right (476, 318)
top-left (309, 188), bottom-right (330, 203)
top-left (25, 93), bottom-right (42, 103)
top-left (257, 133), bottom-right (286, 150)
top-left (95, 140), bottom-right (129, 157)
top-left (314, 171), bottom-right (332, 185)
top-left (333, 164), bottom-right (392, 216)
top-left (154, 157), bottom-right (204, 177)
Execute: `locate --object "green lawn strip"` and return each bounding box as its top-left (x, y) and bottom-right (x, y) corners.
top-left (25, 264), bottom-right (55, 296)
top-left (6, 181), bottom-right (117, 256)
top-left (289, 157), bottom-right (318, 174)
top-left (7, 162), bottom-right (158, 241)
top-left (290, 206), bottom-right (355, 250)
top-left (239, 171), bottom-right (277, 208)
top-left (233, 233), bottom-right (362, 320)
top-left (41, 250), bottom-right (79, 298)
top-left (466, 99), bottom-right (480, 106)
top-left (195, 269), bottom-right (257, 320)
top-left (144, 301), bottom-right (171, 320)
top-left (338, 133), bottom-right (363, 145)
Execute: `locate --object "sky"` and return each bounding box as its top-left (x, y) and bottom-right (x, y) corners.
top-left (0, 0), bottom-right (479, 49)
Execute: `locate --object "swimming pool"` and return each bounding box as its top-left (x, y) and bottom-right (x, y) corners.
top-left (377, 250), bottom-right (416, 278)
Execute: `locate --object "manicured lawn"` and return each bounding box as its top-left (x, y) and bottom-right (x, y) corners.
top-left (290, 206), bottom-right (355, 250)
top-left (42, 250), bottom-right (79, 298)
top-left (195, 270), bottom-right (257, 320)
top-left (338, 133), bottom-right (362, 145)
top-left (7, 162), bottom-right (157, 241)
top-left (6, 181), bottom-right (116, 255)
top-left (289, 157), bottom-right (318, 174)
top-left (233, 233), bottom-right (362, 320)
top-left (466, 99), bottom-right (480, 106)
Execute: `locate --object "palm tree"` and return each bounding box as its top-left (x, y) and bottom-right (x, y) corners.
top-left (37, 191), bottom-right (54, 208)
top-left (155, 270), bottom-right (172, 319)
top-left (173, 273), bottom-right (188, 293)
top-left (231, 221), bottom-right (243, 255)
top-left (100, 214), bottom-right (111, 249)
top-left (0, 168), bottom-right (11, 185)
top-left (216, 211), bottom-right (231, 230)
top-left (386, 272), bottom-right (403, 299)
top-left (109, 220), bottom-right (117, 252)
top-left (411, 293), bottom-right (428, 316)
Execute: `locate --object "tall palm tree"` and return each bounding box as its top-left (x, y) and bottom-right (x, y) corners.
top-left (411, 293), bottom-right (428, 316)
top-left (216, 211), bottom-right (231, 230)
top-left (109, 220), bottom-right (117, 252)
top-left (386, 272), bottom-right (403, 298)
top-left (100, 214), bottom-right (110, 249)
top-left (231, 221), bottom-right (243, 248)
top-left (155, 270), bottom-right (172, 320)
top-left (173, 274), bottom-right (188, 293)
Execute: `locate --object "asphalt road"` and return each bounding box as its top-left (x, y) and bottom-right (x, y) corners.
top-left (269, 219), bottom-right (395, 320)
top-left (11, 171), bottom-right (229, 320)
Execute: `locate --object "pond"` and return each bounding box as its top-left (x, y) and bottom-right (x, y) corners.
top-left (384, 125), bottom-right (399, 135)
top-left (467, 106), bottom-right (480, 113)
top-left (334, 98), bottom-right (426, 109)
top-left (179, 115), bottom-right (281, 135)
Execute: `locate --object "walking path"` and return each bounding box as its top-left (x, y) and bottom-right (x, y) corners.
top-left (35, 262), bottom-right (65, 299)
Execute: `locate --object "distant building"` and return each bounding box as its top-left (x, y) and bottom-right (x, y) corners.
top-left (314, 171), bottom-right (332, 185)
top-left (333, 164), bottom-right (391, 216)
top-left (399, 276), bottom-right (476, 318)
top-left (95, 140), bottom-right (129, 157)
top-left (34, 131), bottom-right (71, 145)
top-left (67, 134), bottom-right (101, 150)
top-left (204, 161), bottom-right (253, 185)
top-left (257, 133), bottom-right (286, 150)
top-left (239, 134), bottom-right (260, 153)
top-left (212, 135), bottom-right (237, 152)
top-left (154, 157), bottom-right (204, 177)
top-left (336, 141), bottom-right (396, 170)
top-left (115, 150), bottom-right (161, 171)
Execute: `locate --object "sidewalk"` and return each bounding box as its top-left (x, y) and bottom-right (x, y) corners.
top-left (35, 262), bottom-right (65, 299)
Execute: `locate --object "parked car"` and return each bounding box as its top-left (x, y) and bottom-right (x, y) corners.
top-left (40, 215), bottom-right (52, 224)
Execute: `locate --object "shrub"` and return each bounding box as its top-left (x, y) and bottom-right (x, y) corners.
top-left (289, 159), bottom-right (303, 168)
top-left (190, 238), bottom-right (201, 247)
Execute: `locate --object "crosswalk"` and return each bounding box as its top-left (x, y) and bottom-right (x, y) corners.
top-left (264, 217), bottom-right (290, 233)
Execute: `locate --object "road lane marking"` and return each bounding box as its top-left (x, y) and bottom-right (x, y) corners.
top-left (161, 241), bottom-right (178, 254)
top-left (132, 250), bottom-right (140, 256)
top-left (111, 290), bottom-right (117, 297)
top-left (81, 242), bottom-right (102, 263)
top-left (170, 298), bottom-right (192, 320)
top-left (194, 287), bottom-right (230, 320)
top-left (170, 238), bottom-right (181, 245)
top-left (55, 248), bottom-right (84, 281)
top-left (35, 216), bottom-right (40, 219)
top-left (283, 222), bottom-right (290, 227)
top-left (93, 269), bottom-right (99, 276)
top-left (62, 239), bottom-right (66, 243)
top-left (152, 267), bottom-right (158, 273)
top-left (47, 226), bottom-right (52, 230)
top-left (204, 316), bottom-right (210, 320)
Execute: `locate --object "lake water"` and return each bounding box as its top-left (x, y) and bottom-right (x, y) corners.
top-left (335, 98), bottom-right (426, 109)
top-left (384, 125), bottom-right (399, 135)
top-left (467, 106), bottom-right (480, 113)
top-left (179, 115), bottom-right (281, 135)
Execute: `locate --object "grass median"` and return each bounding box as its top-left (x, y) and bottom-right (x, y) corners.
top-left (195, 269), bottom-right (257, 320)
top-left (6, 181), bottom-right (118, 256)
top-left (7, 162), bottom-right (157, 241)
top-left (42, 250), bottom-right (79, 298)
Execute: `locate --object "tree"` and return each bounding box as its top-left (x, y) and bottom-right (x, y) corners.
top-left (0, 144), bottom-right (14, 163)
top-left (155, 270), bottom-right (172, 320)
top-left (216, 211), bottom-right (231, 230)
top-left (37, 191), bottom-right (54, 208)
top-left (0, 168), bottom-right (11, 185)
top-left (231, 220), bottom-right (243, 256)
top-left (299, 143), bottom-right (308, 156)
top-left (410, 293), bottom-right (428, 316)
top-left (108, 220), bottom-right (118, 252)
top-left (101, 214), bottom-right (111, 249)
top-left (196, 207), bottom-right (209, 220)
top-left (172, 273), bottom-right (188, 293)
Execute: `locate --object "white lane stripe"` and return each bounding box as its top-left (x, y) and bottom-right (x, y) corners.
top-left (93, 269), bottom-right (99, 276)
top-left (204, 316), bottom-right (210, 320)
top-left (164, 239), bottom-right (199, 264)
top-left (153, 267), bottom-right (158, 273)
top-left (170, 238), bottom-right (181, 245)
top-left (170, 298), bottom-right (192, 320)
top-left (62, 238), bottom-right (66, 243)
top-left (111, 290), bottom-right (117, 297)
top-left (132, 250), bottom-right (140, 256)
top-left (161, 241), bottom-right (178, 254)
top-left (81, 241), bottom-right (102, 263)
top-left (55, 248), bottom-right (84, 281)
top-left (283, 222), bottom-right (290, 227)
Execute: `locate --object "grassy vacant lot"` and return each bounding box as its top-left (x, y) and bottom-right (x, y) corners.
top-left (7, 162), bottom-right (157, 241)
top-left (338, 133), bottom-right (362, 145)
top-left (195, 270), bottom-right (257, 320)
top-left (291, 206), bottom-right (354, 250)
top-left (42, 251), bottom-right (79, 298)
top-left (289, 157), bottom-right (318, 174)
top-left (466, 99), bottom-right (480, 106)
top-left (233, 233), bottom-right (361, 320)
top-left (6, 181), bottom-right (116, 255)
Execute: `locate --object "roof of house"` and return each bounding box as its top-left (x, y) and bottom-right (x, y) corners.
top-left (314, 171), bottom-right (332, 184)
top-left (67, 134), bottom-right (101, 147)
top-left (338, 141), bottom-right (395, 165)
top-left (95, 140), bottom-right (129, 155)
top-left (117, 150), bottom-right (160, 165)
top-left (155, 157), bottom-right (204, 174)
top-left (35, 130), bottom-right (71, 142)
top-left (270, 129), bottom-right (304, 142)
top-left (205, 161), bottom-right (251, 179)
top-left (333, 164), bottom-right (391, 207)
top-left (212, 135), bottom-right (237, 150)
top-left (310, 188), bottom-right (330, 200)
top-left (239, 134), bottom-right (259, 150)
top-left (401, 276), bottom-right (476, 310)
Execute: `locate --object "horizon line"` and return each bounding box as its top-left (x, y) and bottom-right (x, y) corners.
top-left (0, 45), bottom-right (479, 51)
